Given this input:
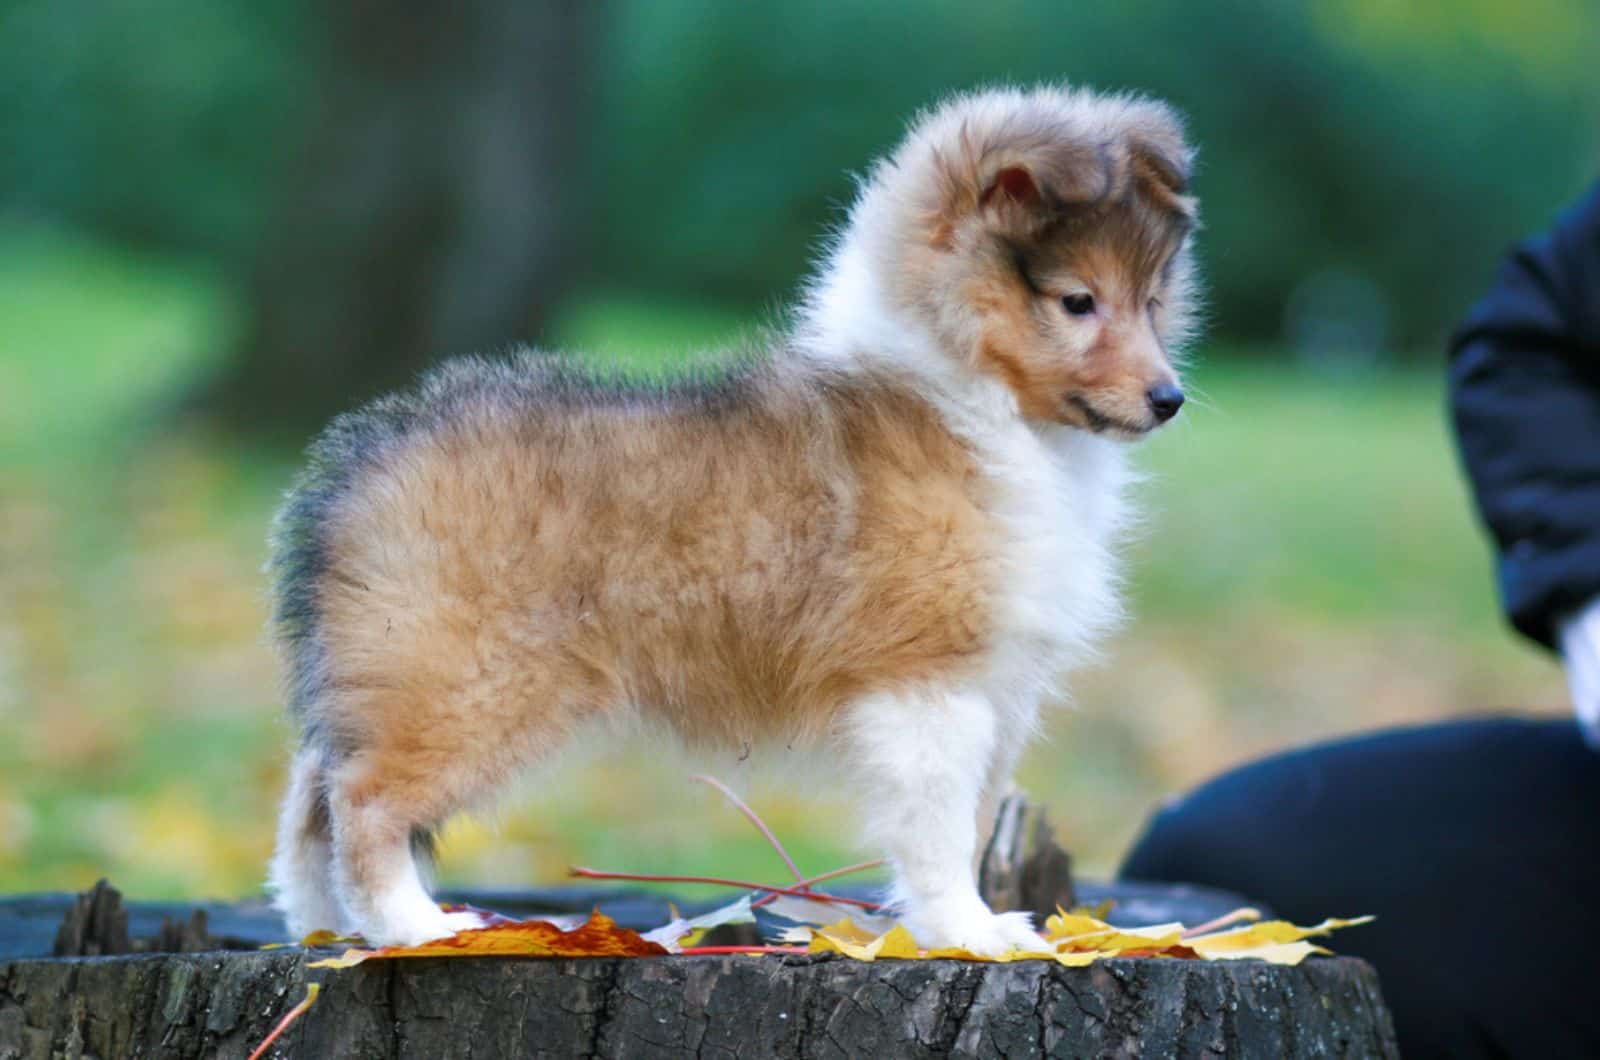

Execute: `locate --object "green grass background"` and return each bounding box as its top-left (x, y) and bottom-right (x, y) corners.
top-left (0, 223), bottom-right (1563, 901)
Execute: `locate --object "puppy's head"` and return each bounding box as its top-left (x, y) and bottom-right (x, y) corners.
top-left (878, 88), bottom-right (1200, 435)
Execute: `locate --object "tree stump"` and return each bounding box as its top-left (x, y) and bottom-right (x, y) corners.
top-left (978, 794), bottom-right (1077, 921)
top-left (1, 877), bottom-right (1397, 1058)
top-left (0, 945), bottom-right (1396, 1058)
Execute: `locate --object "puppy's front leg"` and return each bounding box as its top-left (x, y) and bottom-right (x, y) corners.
top-left (843, 687), bottom-right (1048, 956)
top-left (973, 709), bottom-right (1038, 875)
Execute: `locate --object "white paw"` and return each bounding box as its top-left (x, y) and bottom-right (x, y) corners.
top-left (906, 906), bottom-right (1050, 957)
top-left (364, 901), bottom-right (489, 947)
top-left (438, 910), bottom-right (491, 935)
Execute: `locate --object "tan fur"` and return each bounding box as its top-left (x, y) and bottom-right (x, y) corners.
top-left (310, 371), bottom-right (997, 841)
top-left (270, 84), bottom-right (1202, 946)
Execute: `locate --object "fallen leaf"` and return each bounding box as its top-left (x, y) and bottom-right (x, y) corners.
top-left (807, 919), bottom-right (1066, 964)
top-left (1071, 898), bottom-right (1116, 921)
top-left (642, 894), bottom-right (756, 950)
top-left (808, 921), bottom-right (923, 961)
top-left (308, 912), bottom-right (668, 969)
top-left (1185, 916), bottom-right (1373, 963)
top-left (763, 894), bottom-right (898, 938)
top-left (790, 908), bottom-right (1373, 967)
top-left (299, 929), bottom-right (359, 947)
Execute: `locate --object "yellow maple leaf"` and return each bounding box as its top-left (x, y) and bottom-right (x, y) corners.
top-left (809, 921), bottom-right (923, 960)
top-left (802, 910), bottom-right (1372, 967)
top-left (810, 919), bottom-right (1086, 964)
top-left (1186, 916), bottom-right (1373, 963)
top-left (1043, 910), bottom-right (1113, 938)
top-left (1044, 909), bottom-right (1187, 953)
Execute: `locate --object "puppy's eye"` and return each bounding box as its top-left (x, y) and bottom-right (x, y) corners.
top-left (1061, 293), bottom-right (1096, 317)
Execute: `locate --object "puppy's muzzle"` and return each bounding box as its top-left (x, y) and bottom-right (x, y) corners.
top-left (1146, 384), bottom-right (1185, 423)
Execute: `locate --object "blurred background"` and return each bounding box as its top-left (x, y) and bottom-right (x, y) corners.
top-left (3, 0), bottom-right (1598, 900)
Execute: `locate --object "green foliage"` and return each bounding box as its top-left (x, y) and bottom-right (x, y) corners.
top-left (594, 0), bottom-right (1600, 349)
top-left (0, 0), bottom-right (307, 255)
top-left (0, 224), bottom-right (236, 461)
top-left (3, 1), bottom-right (1596, 350)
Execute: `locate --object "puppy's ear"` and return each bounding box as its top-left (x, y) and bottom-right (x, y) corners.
top-left (978, 164), bottom-right (1044, 232)
top-left (982, 165), bottom-right (1040, 207)
top-left (978, 145), bottom-right (1108, 235)
top-left (1125, 123), bottom-right (1196, 220)
top-left (1131, 138), bottom-right (1189, 194)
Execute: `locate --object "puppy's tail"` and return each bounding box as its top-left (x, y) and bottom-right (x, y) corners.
top-left (268, 747), bottom-right (341, 938)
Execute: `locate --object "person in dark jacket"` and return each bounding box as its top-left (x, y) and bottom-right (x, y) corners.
top-left (1119, 180), bottom-right (1600, 1059)
top-left (1452, 179), bottom-right (1600, 742)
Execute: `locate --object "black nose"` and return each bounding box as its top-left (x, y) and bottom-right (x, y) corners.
top-left (1146, 384), bottom-right (1185, 422)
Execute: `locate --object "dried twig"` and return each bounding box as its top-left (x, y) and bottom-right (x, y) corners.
top-left (1181, 907), bottom-right (1263, 939)
top-left (749, 859), bottom-right (884, 910)
top-left (690, 773), bottom-right (806, 884)
top-left (569, 867), bottom-right (881, 910)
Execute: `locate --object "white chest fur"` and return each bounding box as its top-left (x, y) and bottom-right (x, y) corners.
top-left (796, 256), bottom-right (1134, 713)
top-left (970, 417), bottom-right (1132, 715)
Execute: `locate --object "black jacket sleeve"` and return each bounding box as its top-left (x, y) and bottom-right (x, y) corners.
top-left (1449, 180), bottom-right (1600, 649)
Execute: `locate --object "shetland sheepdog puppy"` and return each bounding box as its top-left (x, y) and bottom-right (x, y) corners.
top-left (268, 85), bottom-right (1199, 953)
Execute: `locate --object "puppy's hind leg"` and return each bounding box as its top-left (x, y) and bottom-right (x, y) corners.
top-left (323, 731), bottom-right (497, 948)
top-left (841, 687), bottom-right (1048, 957)
top-left (268, 747), bottom-right (345, 939)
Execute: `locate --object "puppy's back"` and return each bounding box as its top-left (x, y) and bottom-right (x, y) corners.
top-left (271, 351), bottom-right (1000, 757)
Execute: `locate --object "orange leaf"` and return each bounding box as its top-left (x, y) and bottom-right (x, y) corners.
top-left (308, 912), bottom-right (668, 969)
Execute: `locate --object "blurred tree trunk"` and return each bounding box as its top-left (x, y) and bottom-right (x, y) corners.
top-left (208, 0), bottom-right (596, 434)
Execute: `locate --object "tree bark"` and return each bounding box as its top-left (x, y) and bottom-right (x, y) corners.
top-left (978, 794), bottom-right (1077, 921)
top-left (207, 0), bottom-right (596, 434)
top-left (0, 948), bottom-right (1398, 1059)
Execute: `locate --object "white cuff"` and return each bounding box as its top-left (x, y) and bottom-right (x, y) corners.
top-left (1558, 598), bottom-right (1600, 750)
